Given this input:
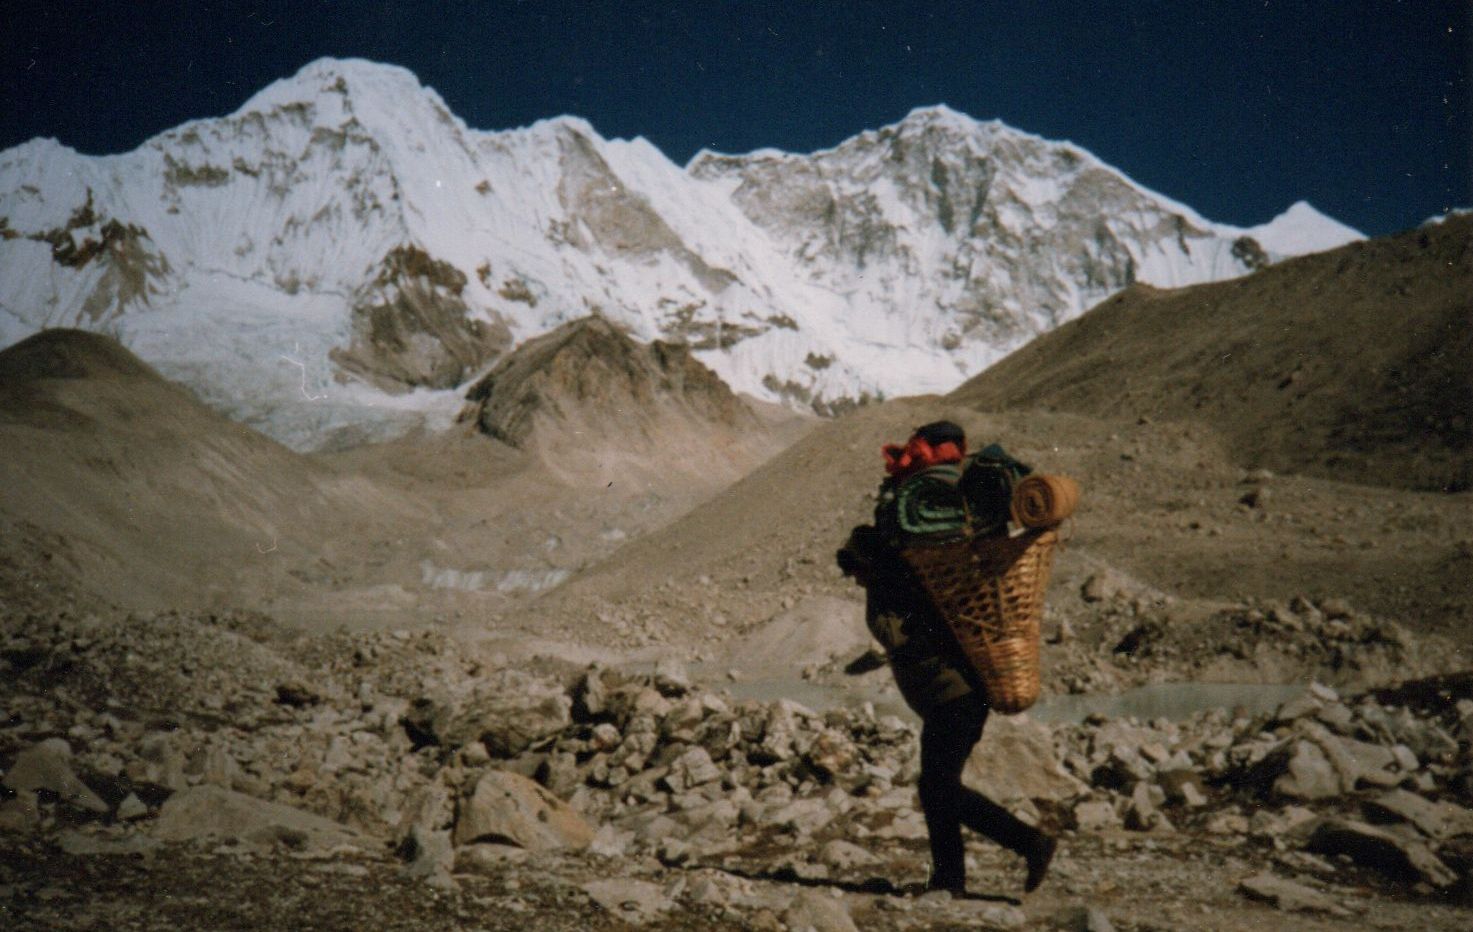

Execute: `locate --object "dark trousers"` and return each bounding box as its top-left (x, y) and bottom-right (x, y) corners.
top-left (918, 694), bottom-right (1043, 888)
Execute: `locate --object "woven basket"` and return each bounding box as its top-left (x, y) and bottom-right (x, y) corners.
top-left (901, 528), bottom-right (1058, 715)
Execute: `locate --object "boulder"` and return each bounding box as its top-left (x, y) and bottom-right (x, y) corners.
top-left (667, 746), bottom-right (721, 790)
top-left (1157, 769), bottom-right (1207, 807)
top-left (780, 889), bottom-right (859, 932)
top-left (151, 785), bottom-right (363, 852)
top-left (1305, 818), bottom-right (1458, 888)
top-left (964, 714), bottom-right (1086, 804)
top-left (1248, 806), bottom-right (1319, 845)
top-left (1363, 789), bottom-right (1473, 841)
top-left (407, 672), bottom-right (571, 756)
top-left (1237, 872), bottom-right (1347, 915)
top-left (1124, 782), bottom-right (1172, 832)
top-left (0, 798), bottom-right (40, 834)
top-left (1272, 740), bottom-right (1342, 800)
top-left (393, 781), bottom-right (453, 850)
top-left (819, 839), bottom-right (879, 870)
top-left (1081, 569), bottom-right (1132, 603)
top-left (453, 769), bottom-right (595, 850)
top-left (2, 744), bottom-right (108, 815)
top-left (116, 793), bottom-right (149, 821)
top-left (454, 842), bottom-right (529, 873)
top-left (1055, 905), bottom-right (1117, 932)
top-left (400, 825), bottom-right (455, 888)
top-left (581, 878), bottom-right (674, 926)
top-left (1073, 798), bottom-right (1120, 832)
top-left (571, 667), bottom-right (608, 721)
top-left (57, 830), bottom-right (160, 857)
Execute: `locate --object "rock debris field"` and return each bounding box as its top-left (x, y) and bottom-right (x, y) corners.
top-left (3, 606), bottom-right (1471, 931)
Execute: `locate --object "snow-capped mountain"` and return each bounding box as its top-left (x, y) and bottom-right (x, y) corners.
top-left (0, 58), bottom-right (1363, 449)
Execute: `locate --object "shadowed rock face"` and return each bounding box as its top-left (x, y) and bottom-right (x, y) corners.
top-left (461, 315), bottom-right (751, 449)
top-left (332, 245), bottom-right (512, 391)
top-left (556, 128), bottom-right (737, 293)
top-left (17, 190), bottom-right (174, 325)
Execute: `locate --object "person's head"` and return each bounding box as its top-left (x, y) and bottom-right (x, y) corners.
top-left (913, 420), bottom-right (965, 450)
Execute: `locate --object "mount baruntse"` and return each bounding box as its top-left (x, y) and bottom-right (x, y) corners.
top-left (0, 58), bottom-right (1362, 449)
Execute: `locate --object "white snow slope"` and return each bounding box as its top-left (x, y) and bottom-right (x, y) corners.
top-left (0, 58), bottom-right (1365, 449)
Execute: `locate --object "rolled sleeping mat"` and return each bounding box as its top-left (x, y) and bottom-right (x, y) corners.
top-left (1011, 474), bottom-right (1080, 528)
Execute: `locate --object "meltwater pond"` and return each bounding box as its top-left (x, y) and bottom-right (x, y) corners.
top-left (718, 676), bottom-right (1307, 725)
top-left (1028, 682), bottom-right (1307, 724)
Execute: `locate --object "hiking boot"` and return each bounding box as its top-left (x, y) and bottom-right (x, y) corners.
top-left (1024, 834), bottom-right (1057, 893)
top-left (925, 871), bottom-right (965, 896)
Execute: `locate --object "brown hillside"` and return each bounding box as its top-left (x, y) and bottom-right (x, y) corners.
top-left (0, 329), bottom-right (406, 613)
top-left (949, 216), bottom-right (1473, 492)
top-left (525, 396), bottom-right (1472, 653)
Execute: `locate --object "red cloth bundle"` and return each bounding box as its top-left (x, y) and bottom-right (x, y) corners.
top-left (882, 436), bottom-right (965, 480)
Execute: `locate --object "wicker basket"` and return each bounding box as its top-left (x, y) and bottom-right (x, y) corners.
top-left (901, 528), bottom-right (1058, 715)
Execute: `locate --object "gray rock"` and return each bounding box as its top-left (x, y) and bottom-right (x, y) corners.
top-left (582, 877), bottom-right (674, 925)
top-left (151, 785), bottom-right (363, 852)
top-left (872, 810), bottom-right (928, 841)
top-left (1273, 693), bottom-right (1324, 723)
top-left (653, 657), bottom-right (691, 695)
top-left (965, 714), bottom-right (1087, 803)
top-left (1124, 781), bottom-right (1172, 832)
top-left (1388, 744), bottom-right (1419, 772)
top-left (1306, 724), bottom-right (1397, 788)
top-left (401, 825), bottom-right (455, 888)
top-left (670, 746), bottom-right (721, 789)
top-left (1081, 570), bottom-right (1130, 603)
top-left (957, 901), bottom-right (1028, 929)
top-left (656, 836), bottom-right (691, 866)
top-left (454, 841), bottom-right (528, 872)
top-left (58, 829), bottom-right (161, 857)
top-left (189, 745), bottom-right (240, 787)
top-left (541, 751), bottom-right (583, 798)
top-left (780, 889), bottom-right (859, 932)
top-left (1273, 740), bottom-right (1342, 800)
top-left (572, 668), bottom-right (608, 721)
top-left (0, 798), bottom-right (40, 834)
top-left (1055, 904), bottom-right (1117, 932)
top-left (1363, 789), bottom-right (1473, 840)
top-left (1305, 818), bottom-right (1458, 889)
top-left (2, 744), bottom-right (108, 814)
top-left (116, 793), bottom-right (149, 821)
top-left (1157, 769), bottom-right (1207, 807)
top-left (1072, 799), bottom-right (1119, 832)
top-left (819, 838), bottom-right (879, 870)
top-left (768, 797), bottom-right (835, 836)
top-left (454, 769), bottom-right (595, 850)
top-left (588, 823), bottom-right (632, 858)
top-left (393, 781), bottom-right (453, 849)
top-left (590, 722), bottom-right (621, 752)
top-left (1237, 872), bottom-right (1347, 915)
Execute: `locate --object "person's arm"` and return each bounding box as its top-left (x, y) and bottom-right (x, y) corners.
top-left (836, 524), bottom-right (882, 587)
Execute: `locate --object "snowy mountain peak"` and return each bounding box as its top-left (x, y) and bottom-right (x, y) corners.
top-left (1245, 200), bottom-right (1365, 255)
top-left (0, 59), bottom-right (1368, 450)
top-left (233, 57), bottom-right (449, 124)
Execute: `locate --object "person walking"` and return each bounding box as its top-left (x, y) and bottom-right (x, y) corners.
top-left (837, 420), bottom-right (1057, 895)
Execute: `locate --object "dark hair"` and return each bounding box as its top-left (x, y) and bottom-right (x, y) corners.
top-left (913, 420), bottom-right (965, 447)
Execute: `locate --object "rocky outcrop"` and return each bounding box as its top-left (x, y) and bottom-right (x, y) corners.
top-left (460, 315), bottom-right (754, 450)
top-left (332, 244), bottom-right (511, 391)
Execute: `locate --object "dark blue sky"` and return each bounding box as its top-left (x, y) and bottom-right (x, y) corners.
top-left (3, 1), bottom-right (1468, 237)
